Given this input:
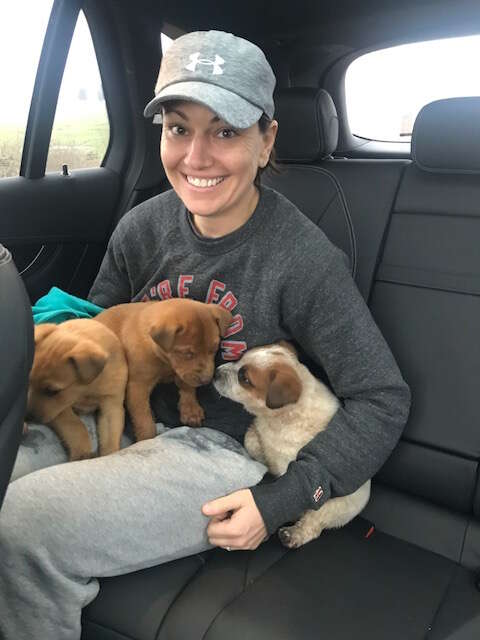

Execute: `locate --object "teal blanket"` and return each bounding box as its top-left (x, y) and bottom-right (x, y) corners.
top-left (32, 287), bottom-right (104, 325)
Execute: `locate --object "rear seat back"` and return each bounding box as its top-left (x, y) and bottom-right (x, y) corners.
top-left (268, 90), bottom-right (480, 565)
top-left (266, 88), bottom-right (408, 300)
top-left (264, 88), bottom-right (357, 279)
top-left (367, 98), bottom-right (480, 561)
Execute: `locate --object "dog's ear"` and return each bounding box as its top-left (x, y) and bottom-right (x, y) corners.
top-left (34, 323), bottom-right (57, 345)
top-left (67, 342), bottom-right (108, 384)
top-left (277, 340), bottom-right (298, 357)
top-left (209, 305), bottom-right (233, 337)
top-left (150, 323), bottom-right (183, 352)
top-left (266, 367), bottom-right (302, 410)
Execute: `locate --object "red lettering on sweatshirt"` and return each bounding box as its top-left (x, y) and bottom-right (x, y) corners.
top-left (205, 280), bottom-right (226, 304)
top-left (157, 280), bottom-right (172, 300)
top-left (222, 314), bottom-right (243, 338)
top-left (221, 340), bottom-right (247, 360)
top-left (178, 275), bottom-right (194, 298)
top-left (219, 291), bottom-right (238, 312)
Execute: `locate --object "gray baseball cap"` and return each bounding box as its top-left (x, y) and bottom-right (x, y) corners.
top-left (144, 30), bottom-right (276, 128)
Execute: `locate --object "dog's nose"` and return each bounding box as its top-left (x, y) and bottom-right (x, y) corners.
top-left (199, 372), bottom-right (213, 386)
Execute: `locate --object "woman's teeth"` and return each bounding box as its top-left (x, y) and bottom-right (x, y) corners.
top-left (187, 176), bottom-right (224, 188)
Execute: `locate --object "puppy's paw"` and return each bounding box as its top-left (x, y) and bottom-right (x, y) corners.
top-left (179, 402), bottom-right (205, 427)
top-left (69, 449), bottom-right (96, 462)
top-left (278, 525), bottom-right (308, 549)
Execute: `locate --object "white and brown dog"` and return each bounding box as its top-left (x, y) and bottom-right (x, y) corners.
top-left (213, 341), bottom-right (371, 548)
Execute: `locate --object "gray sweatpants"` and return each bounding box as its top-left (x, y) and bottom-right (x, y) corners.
top-left (0, 418), bottom-right (267, 640)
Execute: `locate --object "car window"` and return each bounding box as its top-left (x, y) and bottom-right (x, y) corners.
top-left (0, 0), bottom-right (54, 178)
top-left (46, 10), bottom-right (109, 174)
top-left (345, 34), bottom-right (480, 143)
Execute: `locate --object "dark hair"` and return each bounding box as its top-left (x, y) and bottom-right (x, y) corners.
top-left (160, 102), bottom-right (280, 187)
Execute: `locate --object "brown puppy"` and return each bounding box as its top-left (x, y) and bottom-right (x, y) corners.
top-left (95, 299), bottom-right (232, 441)
top-left (27, 319), bottom-right (128, 461)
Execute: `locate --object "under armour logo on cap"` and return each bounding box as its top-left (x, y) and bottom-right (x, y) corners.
top-left (185, 52), bottom-right (225, 75)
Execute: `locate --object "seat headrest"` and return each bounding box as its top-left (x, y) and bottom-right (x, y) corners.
top-left (274, 88), bottom-right (339, 163)
top-left (412, 97), bottom-right (480, 174)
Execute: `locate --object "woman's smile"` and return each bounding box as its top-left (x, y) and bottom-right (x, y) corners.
top-left (184, 174), bottom-right (226, 189)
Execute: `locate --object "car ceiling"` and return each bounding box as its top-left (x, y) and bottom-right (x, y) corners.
top-left (159, 0), bottom-right (480, 51)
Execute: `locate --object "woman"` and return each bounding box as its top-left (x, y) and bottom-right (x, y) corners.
top-left (0, 30), bottom-right (410, 640)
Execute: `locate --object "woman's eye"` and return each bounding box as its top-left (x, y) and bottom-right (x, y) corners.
top-left (238, 366), bottom-right (252, 386)
top-left (217, 128), bottom-right (237, 139)
top-left (167, 124), bottom-right (187, 136)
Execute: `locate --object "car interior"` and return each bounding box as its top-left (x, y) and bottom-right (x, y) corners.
top-left (1, 0), bottom-right (480, 638)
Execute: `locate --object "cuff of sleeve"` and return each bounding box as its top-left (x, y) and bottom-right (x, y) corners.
top-left (250, 469), bottom-right (329, 536)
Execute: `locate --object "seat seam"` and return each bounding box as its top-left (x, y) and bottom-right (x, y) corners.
top-left (201, 549), bottom-right (290, 639)
top-left (367, 162), bottom-right (409, 306)
top-left (155, 556), bottom-right (208, 640)
top-left (82, 618), bottom-right (137, 640)
top-left (280, 164), bottom-right (357, 279)
top-left (376, 276), bottom-right (480, 298)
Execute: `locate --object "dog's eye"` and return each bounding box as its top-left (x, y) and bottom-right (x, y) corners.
top-left (238, 366), bottom-right (253, 387)
top-left (43, 387), bottom-right (60, 397)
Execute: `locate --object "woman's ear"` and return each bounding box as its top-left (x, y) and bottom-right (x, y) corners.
top-left (259, 119), bottom-right (278, 167)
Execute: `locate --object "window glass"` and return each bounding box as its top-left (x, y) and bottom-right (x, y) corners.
top-left (345, 35), bottom-right (480, 142)
top-left (0, 0), bottom-right (54, 178)
top-left (46, 11), bottom-right (109, 173)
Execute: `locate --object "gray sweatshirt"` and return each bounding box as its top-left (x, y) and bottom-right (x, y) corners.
top-left (89, 186), bottom-right (411, 535)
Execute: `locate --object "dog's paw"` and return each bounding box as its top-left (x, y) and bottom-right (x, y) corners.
top-left (69, 450), bottom-right (96, 462)
top-left (179, 403), bottom-right (205, 427)
top-left (278, 525), bottom-right (305, 549)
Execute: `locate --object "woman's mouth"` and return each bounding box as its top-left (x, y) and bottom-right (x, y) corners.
top-left (185, 175), bottom-right (225, 189)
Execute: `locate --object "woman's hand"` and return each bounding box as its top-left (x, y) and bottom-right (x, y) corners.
top-left (202, 489), bottom-right (267, 551)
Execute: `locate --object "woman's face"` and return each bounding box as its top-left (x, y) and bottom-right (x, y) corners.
top-left (160, 101), bottom-right (277, 232)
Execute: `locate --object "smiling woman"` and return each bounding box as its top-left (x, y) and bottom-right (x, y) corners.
top-left (0, 27), bottom-right (411, 640)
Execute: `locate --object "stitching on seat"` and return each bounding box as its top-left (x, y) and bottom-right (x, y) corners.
top-left (82, 618), bottom-right (137, 640)
top-left (200, 548), bottom-right (290, 640)
top-left (154, 556), bottom-right (207, 640)
top-left (426, 565), bottom-right (463, 636)
top-left (279, 164), bottom-right (357, 278)
top-left (376, 276), bottom-right (480, 299)
top-left (367, 162), bottom-right (409, 306)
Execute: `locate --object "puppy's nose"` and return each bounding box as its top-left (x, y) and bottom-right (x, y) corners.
top-left (199, 372), bottom-right (213, 386)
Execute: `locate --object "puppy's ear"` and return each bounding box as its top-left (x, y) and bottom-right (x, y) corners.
top-left (67, 343), bottom-right (108, 384)
top-left (209, 305), bottom-right (233, 337)
top-left (34, 323), bottom-right (57, 344)
top-left (266, 367), bottom-right (302, 410)
top-left (150, 323), bottom-right (182, 352)
top-left (278, 340), bottom-right (298, 357)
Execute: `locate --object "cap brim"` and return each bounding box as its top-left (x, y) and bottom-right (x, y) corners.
top-left (143, 81), bottom-right (263, 129)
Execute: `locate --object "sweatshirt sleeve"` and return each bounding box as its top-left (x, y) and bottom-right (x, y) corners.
top-left (250, 247), bottom-right (411, 535)
top-left (88, 215), bottom-right (137, 307)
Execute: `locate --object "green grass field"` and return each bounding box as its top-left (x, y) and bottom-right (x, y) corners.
top-left (0, 116), bottom-right (110, 178)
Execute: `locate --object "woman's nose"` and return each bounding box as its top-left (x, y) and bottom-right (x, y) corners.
top-left (184, 134), bottom-right (212, 169)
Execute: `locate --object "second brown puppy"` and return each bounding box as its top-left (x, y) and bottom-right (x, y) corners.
top-left (95, 299), bottom-right (232, 441)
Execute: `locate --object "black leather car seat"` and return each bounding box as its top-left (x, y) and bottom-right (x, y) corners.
top-left (264, 87), bottom-right (357, 279)
top-left (0, 244), bottom-right (34, 510)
